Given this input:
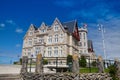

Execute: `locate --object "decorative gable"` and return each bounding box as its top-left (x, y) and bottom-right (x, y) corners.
top-left (39, 22), bottom-right (48, 33)
top-left (51, 18), bottom-right (65, 32)
top-left (23, 24), bottom-right (37, 39)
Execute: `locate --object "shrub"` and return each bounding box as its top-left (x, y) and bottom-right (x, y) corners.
top-left (79, 56), bottom-right (87, 67)
top-left (91, 61), bottom-right (97, 67)
top-left (43, 59), bottom-right (48, 65)
top-left (108, 65), bottom-right (119, 80)
top-left (67, 55), bottom-right (73, 65)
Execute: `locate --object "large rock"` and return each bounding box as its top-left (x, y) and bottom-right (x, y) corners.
top-left (72, 53), bottom-right (79, 73)
top-left (97, 56), bottom-right (104, 73)
top-left (35, 54), bottom-right (43, 73)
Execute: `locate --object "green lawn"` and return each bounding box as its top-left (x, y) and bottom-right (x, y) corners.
top-left (80, 67), bottom-right (98, 73)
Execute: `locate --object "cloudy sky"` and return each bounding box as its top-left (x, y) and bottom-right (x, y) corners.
top-left (0, 0), bottom-right (120, 64)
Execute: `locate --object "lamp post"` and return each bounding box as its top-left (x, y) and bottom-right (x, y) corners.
top-left (97, 24), bottom-right (107, 60)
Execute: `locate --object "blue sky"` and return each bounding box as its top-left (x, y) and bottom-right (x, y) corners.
top-left (0, 0), bottom-right (120, 64)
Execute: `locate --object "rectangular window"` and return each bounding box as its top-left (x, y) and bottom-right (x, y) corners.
top-left (54, 25), bottom-right (59, 31)
top-left (80, 42), bottom-right (82, 47)
top-left (55, 34), bottom-right (58, 43)
top-left (39, 38), bottom-right (44, 43)
top-left (41, 29), bottom-right (45, 33)
top-left (48, 47), bottom-right (52, 57)
top-left (83, 33), bottom-right (85, 39)
top-left (54, 47), bottom-right (58, 57)
top-left (48, 36), bottom-right (52, 43)
top-left (30, 32), bottom-right (33, 35)
top-left (28, 39), bottom-right (32, 46)
top-left (84, 42), bottom-right (86, 47)
top-left (35, 47), bottom-right (41, 55)
top-left (34, 38), bottom-right (37, 43)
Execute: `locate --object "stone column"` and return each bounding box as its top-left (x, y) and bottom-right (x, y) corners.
top-left (35, 54), bottom-right (43, 73)
top-left (97, 56), bottom-right (104, 73)
top-left (21, 56), bottom-right (28, 73)
top-left (72, 53), bottom-right (79, 73)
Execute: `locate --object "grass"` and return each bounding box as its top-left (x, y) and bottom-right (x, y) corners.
top-left (80, 67), bottom-right (98, 73)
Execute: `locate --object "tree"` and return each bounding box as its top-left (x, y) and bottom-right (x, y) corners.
top-left (92, 61), bottom-right (97, 67)
top-left (79, 56), bottom-right (87, 67)
top-left (67, 55), bottom-right (73, 65)
top-left (19, 58), bottom-right (22, 65)
top-left (43, 59), bottom-right (48, 65)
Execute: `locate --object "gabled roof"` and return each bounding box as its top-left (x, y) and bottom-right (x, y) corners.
top-left (88, 40), bottom-right (94, 52)
top-left (30, 24), bottom-right (38, 30)
top-left (62, 20), bottom-right (76, 33)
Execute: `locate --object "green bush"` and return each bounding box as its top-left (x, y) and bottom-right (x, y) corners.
top-left (19, 58), bottom-right (22, 65)
top-left (13, 61), bottom-right (18, 64)
top-left (67, 55), bottom-right (73, 65)
top-left (108, 65), bottom-right (119, 80)
top-left (43, 59), bottom-right (48, 65)
top-left (79, 56), bottom-right (87, 67)
top-left (91, 61), bottom-right (97, 67)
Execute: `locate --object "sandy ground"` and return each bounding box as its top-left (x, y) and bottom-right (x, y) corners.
top-left (0, 65), bottom-right (56, 74)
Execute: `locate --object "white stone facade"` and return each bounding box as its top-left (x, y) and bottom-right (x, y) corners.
top-left (78, 27), bottom-right (88, 54)
top-left (22, 18), bottom-right (80, 65)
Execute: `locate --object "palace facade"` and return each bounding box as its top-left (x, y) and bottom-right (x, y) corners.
top-left (22, 18), bottom-right (80, 65)
top-left (22, 18), bottom-right (96, 65)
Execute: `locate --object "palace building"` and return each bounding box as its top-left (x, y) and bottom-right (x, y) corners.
top-left (22, 18), bottom-right (96, 66)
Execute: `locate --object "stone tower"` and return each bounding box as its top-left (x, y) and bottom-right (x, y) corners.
top-left (78, 24), bottom-right (96, 59)
top-left (78, 25), bottom-right (88, 55)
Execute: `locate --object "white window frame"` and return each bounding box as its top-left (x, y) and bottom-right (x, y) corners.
top-left (48, 36), bottom-right (52, 43)
top-left (48, 47), bottom-right (52, 57)
top-left (54, 24), bottom-right (59, 31)
top-left (28, 38), bottom-right (32, 46)
top-left (54, 34), bottom-right (58, 43)
top-left (54, 47), bottom-right (58, 57)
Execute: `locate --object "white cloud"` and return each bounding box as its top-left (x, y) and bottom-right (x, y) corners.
top-left (6, 20), bottom-right (15, 24)
top-left (15, 28), bottom-right (24, 33)
top-left (88, 16), bottom-right (120, 59)
top-left (16, 44), bottom-right (21, 47)
top-left (0, 23), bottom-right (5, 28)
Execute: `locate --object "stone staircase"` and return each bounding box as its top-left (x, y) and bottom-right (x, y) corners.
top-left (0, 74), bottom-right (21, 80)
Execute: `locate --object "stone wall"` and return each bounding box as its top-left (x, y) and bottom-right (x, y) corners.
top-left (20, 73), bottom-right (112, 80)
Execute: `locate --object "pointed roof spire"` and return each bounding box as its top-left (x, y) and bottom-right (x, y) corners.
top-left (41, 22), bottom-right (46, 27)
top-left (29, 24), bottom-right (37, 30)
top-left (54, 17), bottom-right (61, 23)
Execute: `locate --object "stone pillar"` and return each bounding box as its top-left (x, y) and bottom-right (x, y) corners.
top-left (72, 53), bottom-right (79, 73)
top-left (21, 56), bottom-right (28, 73)
top-left (114, 58), bottom-right (120, 79)
top-left (35, 54), bottom-right (43, 73)
top-left (97, 56), bottom-right (104, 73)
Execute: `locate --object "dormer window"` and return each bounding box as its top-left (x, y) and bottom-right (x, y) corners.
top-left (30, 32), bottom-right (33, 35)
top-left (54, 24), bottom-right (59, 31)
top-left (41, 29), bottom-right (46, 33)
